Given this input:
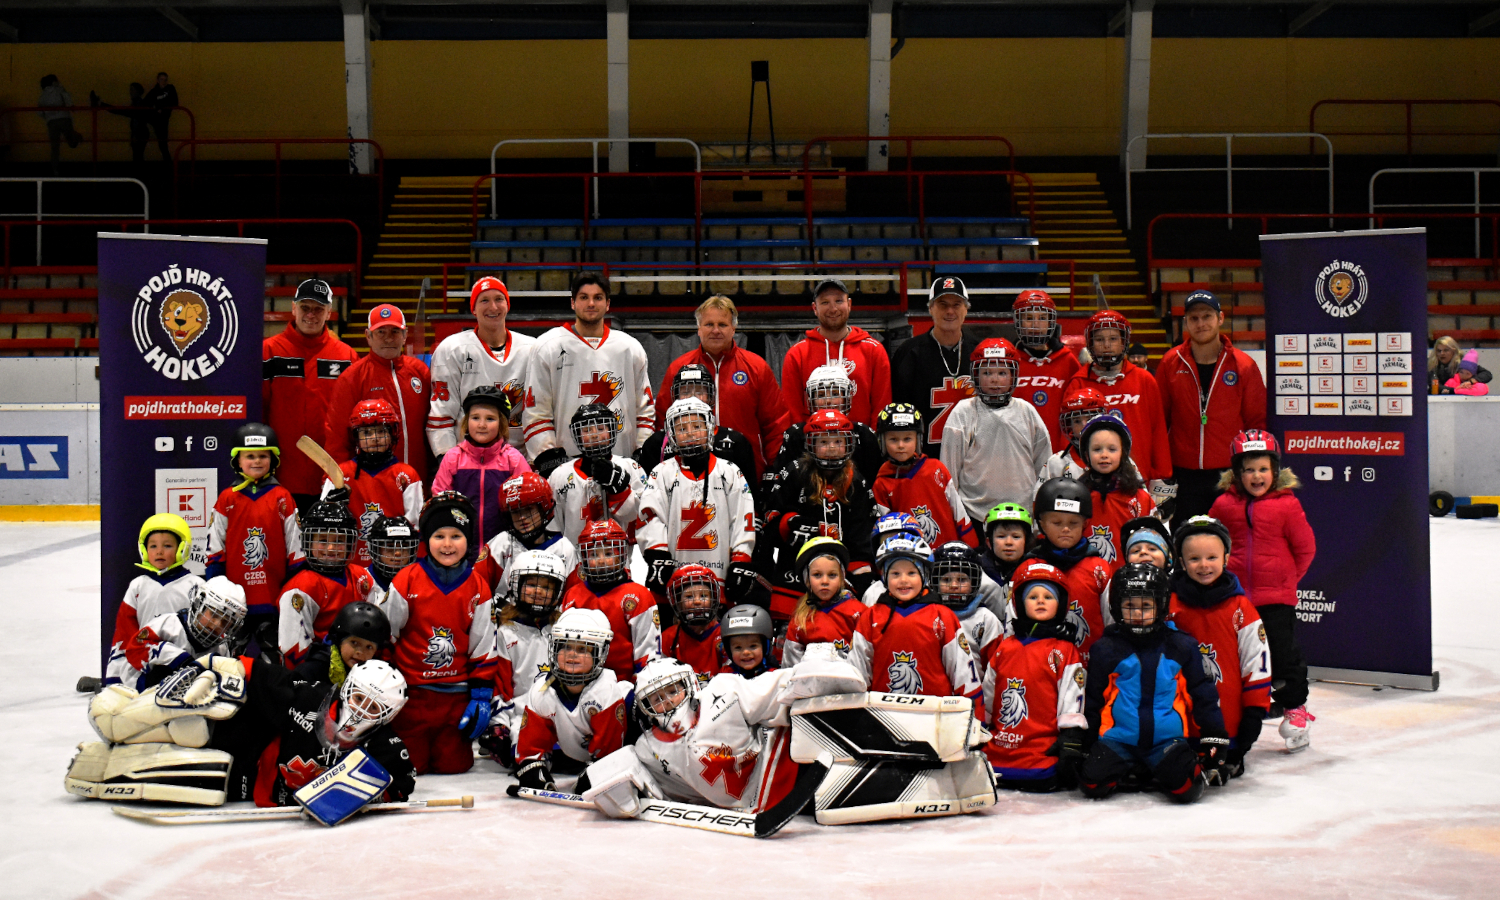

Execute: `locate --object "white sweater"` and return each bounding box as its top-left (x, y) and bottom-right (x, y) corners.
top-left (939, 396), bottom-right (1053, 524)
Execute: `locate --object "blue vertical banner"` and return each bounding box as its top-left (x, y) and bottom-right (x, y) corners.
top-left (97, 233), bottom-right (267, 669)
top-left (1260, 227), bottom-right (1434, 686)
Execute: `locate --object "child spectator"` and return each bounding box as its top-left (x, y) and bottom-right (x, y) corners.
top-left (206, 423), bottom-right (302, 631)
top-left (562, 519), bottom-right (661, 683)
top-left (848, 535), bottom-right (982, 704)
top-left (1036, 386), bottom-right (1106, 486)
top-left (277, 497), bottom-right (380, 667)
top-left (479, 471), bottom-right (578, 606)
top-left (1122, 516), bottom-right (1173, 571)
top-left (1010, 289), bottom-right (1083, 452)
top-left (1210, 430), bottom-right (1317, 752)
top-left (978, 503), bottom-right (1032, 592)
top-left (1080, 563), bottom-right (1229, 803)
top-left (1443, 350), bottom-right (1491, 395)
top-left (547, 404), bottom-right (649, 544)
top-left (782, 537), bottom-right (864, 667)
top-left (1027, 477), bottom-right (1113, 657)
top-left (982, 559), bottom-right (1086, 792)
top-left (660, 565), bottom-right (729, 681)
top-left (112, 576), bottom-right (247, 691)
top-left (941, 338), bottom-right (1053, 524)
top-left (1077, 414), bottom-right (1156, 567)
top-left (513, 607), bottom-right (635, 791)
top-left (105, 513), bottom-right (204, 687)
top-left (365, 515), bottom-right (419, 595)
top-left (433, 386), bottom-right (533, 545)
top-left (1169, 516), bottom-right (1273, 781)
top-left (483, 550), bottom-right (569, 768)
top-left (932, 541), bottom-right (1006, 672)
top-left (873, 403), bottom-right (977, 548)
top-left (719, 604), bottom-right (775, 677)
top-left (385, 492), bottom-right (499, 775)
top-left (322, 399), bottom-right (421, 566)
top-left (291, 600), bottom-right (390, 686)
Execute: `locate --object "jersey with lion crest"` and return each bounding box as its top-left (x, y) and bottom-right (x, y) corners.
top-left (320, 457), bottom-right (422, 566)
top-left (493, 618), bottom-right (553, 739)
top-left (384, 557), bottom-right (498, 689)
top-left (277, 563), bottom-right (381, 666)
top-left (1084, 485), bottom-right (1156, 567)
top-left (561, 580), bottom-right (661, 684)
top-left (1022, 545), bottom-right (1113, 659)
top-left (515, 669), bottom-right (634, 765)
top-left (635, 454), bottom-right (755, 580)
top-left (981, 635), bottom-right (1086, 781)
top-left (1167, 589), bottom-right (1272, 737)
top-left (521, 322), bottom-right (654, 459)
top-left (207, 482), bottom-right (302, 617)
top-left (781, 595), bottom-right (865, 668)
top-left (848, 596), bottom-right (982, 704)
top-left (873, 455), bottom-right (978, 548)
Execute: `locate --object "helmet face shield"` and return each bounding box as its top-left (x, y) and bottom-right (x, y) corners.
top-left (570, 406), bottom-right (621, 460)
top-left (972, 356), bottom-right (1019, 408)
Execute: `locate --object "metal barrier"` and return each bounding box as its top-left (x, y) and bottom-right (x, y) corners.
top-left (0, 178), bottom-right (149, 266)
top-left (172, 138), bottom-right (386, 216)
top-left (1310, 99), bottom-right (1500, 155)
top-left (1124, 133), bottom-right (1334, 229)
top-left (489, 138), bottom-right (703, 219)
top-left (1369, 168), bottom-right (1500, 258)
top-left (800, 135), bottom-right (1017, 173)
top-left (0, 105), bottom-right (196, 168)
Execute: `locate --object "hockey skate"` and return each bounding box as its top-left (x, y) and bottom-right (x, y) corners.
top-left (1279, 706), bottom-right (1314, 752)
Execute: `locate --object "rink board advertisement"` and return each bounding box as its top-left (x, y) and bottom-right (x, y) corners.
top-left (1260, 227), bottom-right (1432, 680)
top-left (97, 233), bottom-right (267, 668)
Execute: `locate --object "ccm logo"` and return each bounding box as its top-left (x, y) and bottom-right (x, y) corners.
top-left (878, 694), bottom-right (926, 704)
top-left (913, 803), bottom-right (952, 813)
top-left (102, 786), bottom-right (137, 796)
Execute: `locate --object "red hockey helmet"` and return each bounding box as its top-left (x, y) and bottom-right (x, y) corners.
top-left (349, 398), bottom-right (402, 455)
top-left (469, 276), bottom-right (509, 313)
top-left (1009, 557), bottom-right (1071, 628)
top-left (577, 519), bottom-right (629, 583)
top-left (1085, 309), bottom-right (1132, 369)
top-left (803, 409), bottom-right (855, 472)
top-left (667, 564), bottom-right (723, 629)
top-left (969, 338), bottom-right (1021, 408)
top-left (1230, 429), bottom-right (1281, 475)
top-left (499, 471), bottom-right (556, 540)
top-left (1012, 290), bottom-right (1058, 348)
top-left (1060, 385), bottom-right (1108, 447)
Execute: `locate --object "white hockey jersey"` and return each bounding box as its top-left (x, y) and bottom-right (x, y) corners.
top-left (547, 455), bottom-right (650, 544)
top-left (485, 530), bottom-right (579, 605)
top-left (522, 323), bottom-right (654, 459)
top-left (958, 605), bottom-right (1007, 674)
top-left (939, 396), bottom-right (1053, 525)
top-left (493, 617), bottom-right (553, 736)
top-left (516, 671), bottom-right (635, 765)
top-left (105, 571), bottom-right (205, 687)
top-left (634, 455), bottom-right (756, 579)
top-left (105, 609), bottom-right (234, 691)
top-left (1035, 447), bottom-right (1088, 495)
top-left (427, 328), bottom-right (537, 455)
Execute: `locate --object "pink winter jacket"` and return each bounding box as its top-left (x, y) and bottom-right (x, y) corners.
top-left (433, 439), bottom-right (532, 545)
top-left (1444, 374), bottom-right (1490, 396)
top-left (1209, 472), bottom-right (1316, 608)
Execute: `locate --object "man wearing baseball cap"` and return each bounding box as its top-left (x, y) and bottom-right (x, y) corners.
top-left (324, 302), bottom-right (433, 482)
top-left (1154, 289), bottom-right (1266, 523)
top-left (887, 275), bottom-right (979, 457)
top-left (261, 278), bottom-right (360, 513)
top-left (779, 277), bottom-right (892, 427)
top-left (425, 276), bottom-right (537, 457)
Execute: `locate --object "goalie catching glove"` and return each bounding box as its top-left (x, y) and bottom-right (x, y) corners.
top-left (89, 655), bottom-right (246, 747)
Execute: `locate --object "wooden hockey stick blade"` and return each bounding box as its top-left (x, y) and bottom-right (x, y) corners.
top-left (507, 784), bottom-right (594, 808)
top-left (754, 755), bottom-right (829, 838)
top-left (296, 435), bottom-right (344, 490)
top-left (112, 795), bottom-right (473, 825)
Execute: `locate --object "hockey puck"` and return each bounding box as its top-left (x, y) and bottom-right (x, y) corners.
top-left (75, 676), bottom-right (101, 694)
top-left (1456, 503), bottom-right (1499, 520)
top-left (1429, 491), bottom-right (1454, 517)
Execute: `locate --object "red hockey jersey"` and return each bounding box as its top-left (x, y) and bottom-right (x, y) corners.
top-left (384, 559), bottom-right (498, 688)
top-left (277, 563), bottom-right (379, 665)
top-left (1085, 486), bottom-right (1156, 568)
top-left (206, 482), bottom-right (302, 616)
top-left (662, 621), bottom-right (726, 683)
top-left (849, 596), bottom-right (982, 703)
top-left (1064, 362), bottom-right (1172, 482)
top-left (1168, 589), bottom-right (1272, 737)
top-left (873, 456), bottom-right (977, 548)
top-left (1017, 346), bottom-right (1083, 453)
top-left (781, 596), bottom-right (865, 667)
top-left (327, 458), bottom-right (422, 566)
top-left (562, 580), bottom-right (661, 683)
top-left (1027, 547), bottom-right (1113, 658)
top-left (982, 635), bottom-right (1086, 781)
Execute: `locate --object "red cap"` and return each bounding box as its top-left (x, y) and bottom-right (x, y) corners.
top-left (367, 304), bottom-right (406, 330)
top-left (470, 276), bottom-right (509, 313)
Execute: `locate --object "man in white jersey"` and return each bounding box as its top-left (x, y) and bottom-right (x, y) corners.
top-left (427, 276), bottom-right (537, 456)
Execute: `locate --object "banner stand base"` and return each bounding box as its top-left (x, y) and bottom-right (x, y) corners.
top-left (1310, 666), bottom-right (1439, 692)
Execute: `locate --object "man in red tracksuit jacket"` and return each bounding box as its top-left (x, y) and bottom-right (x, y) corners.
top-left (262, 279), bottom-right (359, 511)
top-left (780, 279), bottom-right (892, 428)
top-left (325, 304), bottom-right (432, 484)
top-left (654, 295), bottom-right (790, 477)
top-left (1154, 292), bottom-right (1266, 522)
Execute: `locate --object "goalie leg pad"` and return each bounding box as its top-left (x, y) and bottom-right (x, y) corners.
top-left (90, 671), bottom-right (241, 746)
top-left (812, 751), bottom-right (995, 825)
top-left (581, 747), bottom-right (662, 819)
top-left (790, 692), bottom-right (981, 764)
top-left (65, 741), bottom-right (232, 806)
top-left (294, 748), bottom-right (393, 826)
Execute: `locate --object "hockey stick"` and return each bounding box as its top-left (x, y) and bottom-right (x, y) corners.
top-left (753, 755), bottom-right (827, 838)
top-left (111, 795), bottom-right (473, 825)
top-left (507, 784), bottom-right (593, 808)
top-left (296, 435), bottom-right (345, 491)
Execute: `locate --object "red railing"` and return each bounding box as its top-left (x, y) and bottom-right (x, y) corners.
top-left (801, 134), bottom-right (1017, 173)
top-left (0, 105), bottom-right (197, 168)
top-left (1309, 99), bottom-right (1500, 155)
top-left (172, 138), bottom-right (386, 216)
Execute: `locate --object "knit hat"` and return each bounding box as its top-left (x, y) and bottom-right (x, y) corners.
top-left (1459, 349), bottom-right (1480, 375)
top-left (419, 491), bottom-right (477, 548)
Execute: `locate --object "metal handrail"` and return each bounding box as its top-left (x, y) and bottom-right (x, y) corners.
top-left (0, 177), bottom-right (150, 266)
top-left (1125, 132), bottom-right (1335, 229)
top-left (1310, 99), bottom-right (1500, 155)
top-left (488, 137), bottom-right (703, 219)
top-left (0, 105), bottom-right (197, 169)
top-left (799, 134), bottom-right (1018, 173)
top-left (1369, 168), bottom-right (1500, 258)
top-left (171, 138), bottom-right (386, 217)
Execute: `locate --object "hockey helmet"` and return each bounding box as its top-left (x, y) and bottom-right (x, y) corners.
top-left (507, 549), bottom-right (568, 621)
top-left (871, 511), bottom-right (921, 547)
top-left (499, 472), bottom-right (556, 541)
top-left (671, 363), bottom-right (716, 405)
top-left (719, 604), bottom-right (774, 673)
top-left (875, 534), bottom-right (934, 585)
top-left (1079, 413), bottom-right (1132, 467)
top-left (366, 515), bottom-right (418, 582)
top-left (301, 498), bottom-right (358, 576)
top-left (667, 564), bottom-right (723, 630)
top-left (462, 384), bottom-right (512, 420)
top-left (797, 536), bottom-right (851, 588)
top-left (328, 601), bottom-right (391, 652)
top-left (1034, 475), bottom-right (1093, 520)
top-left (570, 403), bottom-right (620, 460)
top-left (1108, 562), bottom-right (1171, 636)
top-left (1173, 515), bottom-right (1232, 562)
top-left (1230, 429), bottom-right (1281, 477)
top-left (665, 397), bottom-right (715, 460)
top-left (348, 399), bottom-right (401, 452)
top-left (229, 422), bottom-right (280, 477)
top-left (1060, 386), bottom-right (1108, 449)
top-left (576, 519), bottom-right (629, 584)
top-left (1012, 289), bottom-right (1058, 347)
top-left (137, 512), bottom-right (193, 573)
top-left (1085, 310), bottom-right (1132, 369)
top-left (969, 338), bottom-right (1020, 408)
top-left (874, 403), bottom-right (923, 464)
top-left (635, 658), bottom-right (699, 737)
top-left (803, 409), bottom-right (855, 472)
top-left (549, 608), bottom-right (613, 687)
top-left (332, 660), bottom-right (407, 746)
top-left (931, 541), bottom-right (983, 615)
top-left (804, 363), bottom-right (855, 414)
top-left (1009, 558), bottom-right (1070, 636)
top-left (187, 576), bottom-right (248, 649)
top-left (984, 502), bottom-right (1033, 540)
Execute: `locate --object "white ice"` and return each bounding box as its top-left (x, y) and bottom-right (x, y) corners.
top-left (3, 518), bottom-right (1500, 899)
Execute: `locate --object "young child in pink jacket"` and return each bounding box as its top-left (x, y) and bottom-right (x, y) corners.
top-left (1444, 350), bottom-right (1491, 396)
top-left (434, 386), bottom-right (533, 544)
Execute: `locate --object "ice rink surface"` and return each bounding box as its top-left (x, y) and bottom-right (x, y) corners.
top-left (2, 518), bottom-right (1499, 899)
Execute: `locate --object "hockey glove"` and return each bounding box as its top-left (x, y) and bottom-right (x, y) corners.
top-left (1148, 478), bottom-right (1177, 518)
top-left (1055, 727), bottom-right (1088, 788)
top-left (643, 550), bottom-right (678, 594)
top-left (1197, 736), bottom-right (1232, 787)
top-left (515, 759), bottom-right (555, 792)
top-left (788, 521), bottom-right (822, 553)
top-left (1226, 707), bottom-right (1265, 778)
top-left (533, 447), bottom-right (570, 479)
top-left (477, 724), bottom-right (513, 767)
top-left (323, 486), bottom-right (351, 507)
top-left (727, 562), bottom-right (759, 601)
top-left (595, 460), bottom-right (632, 495)
top-left (458, 686), bottom-right (493, 740)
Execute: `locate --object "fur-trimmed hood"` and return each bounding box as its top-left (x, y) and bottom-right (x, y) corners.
top-left (1217, 466), bottom-right (1301, 495)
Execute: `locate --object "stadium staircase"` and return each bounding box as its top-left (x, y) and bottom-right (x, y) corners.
top-left (1016, 172), bottom-right (1167, 356)
top-left (344, 175), bottom-right (475, 346)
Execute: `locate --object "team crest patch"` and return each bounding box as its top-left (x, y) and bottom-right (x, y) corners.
top-left (1199, 643), bottom-right (1223, 683)
top-left (397, 472), bottom-right (411, 490)
top-left (359, 503), bottom-right (382, 541)
top-left (1087, 525), bottom-right (1117, 565)
top-left (623, 596), bottom-right (638, 615)
top-left (1066, 599), bottom-right (1091, 646)
top-left (290, 594), bottom-right (304, 613)
top-left (910, 505), bottom-right (939, 545)
top-left (1223, 370), bottom-right (1238, 386)
top-left (1032, 391), bottom-right (1048, 406)
top-left (134, 627), bottom-right (152, 645)
top-left (931, 616), bottom-right (946, 642)
top-left (732, 371), bottom-right (748, 385)
top-left (1233, 608), bottom-right (1245, 630)
top-left (410, 377), bottom-right (423, 393)
top-left (999, 678), bottom-right (1028, 729)
top-left (241, 527), bottom-right (269, 571)
top-left (957, 631), bottom-right (971, 654)
top-left (616, 704), bottom-right (627, 723)
top-left (1047, 648), bottom-right (1064, 674)
top-left (652, 607), bottom-right (661, 626)
top-left (424, 626), bottom-right (457, 669)
top-left (886, 651), bottom-right (923, 694)
top-left (1073, 668), bottom-right (1086, 689)
top-left (1257, 622), bottom-right (1266, 644)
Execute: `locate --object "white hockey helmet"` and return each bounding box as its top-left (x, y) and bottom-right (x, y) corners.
top-left (506, 549), bottom-right (568, 620)
top-left (804, 363), bottom-right (856, 414)
top-left (333, 660), bottom-right (408, 746)
top-left (665, 397), bottom-right (716, 460)
top-left (549, 607), bottom-right (613, 686)
top-left (635, 658), bottom-right (699, 737)
top-left (187, 576), bottom-right (248, 648)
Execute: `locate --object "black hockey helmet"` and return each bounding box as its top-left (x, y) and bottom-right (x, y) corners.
top-left (1108, 562), bottom-right (1171, 636)
top-left (366, 514), bottom-right (419, 581)
top-left (671, 363), bottom-right (716, 405)
top-left (569, 403), bottom-right (620, 460)
top-left (462, 384), bottom-right (512, 419)
top-left (931, 541), bottom-right (983, 615)
top-left (328, 601), bottom-right (390, 649)
top-left (301, 498), bottom-right (357, 576)
top-left (230, 422), bottom-right (280, 477)
top-left (1172, 515), bottom-right (1231, 564)
top-left (1034, 475), bottom-right (1092, 520)
top-left (874, 403), bottom-right (924, 464)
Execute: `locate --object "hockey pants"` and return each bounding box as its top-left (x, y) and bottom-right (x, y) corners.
top-left (392, 688), bottom-right (473, 775)
top-left (1079, 738), bottom-right (1204, 804)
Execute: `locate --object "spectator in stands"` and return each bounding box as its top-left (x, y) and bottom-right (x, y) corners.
top-left (781, 278), bottom-right (892, 428)
top-left (1430, 336), bottom-right (1492, 388)
top-left (1128, 343), bottom-right (1151, 372)
top-left (427, 277), bottom-right (536, 458)
top-left (89, 83), bottom-right (151, 166)
top-left (651, 294), bottom-right (790, 477)
top-left (1444, 350), bottom-right (1491, 396)
top-left (144, 71), bottom-right (178, 162)
top-left (263, 278), bottom-right (360, 515)
top-left (325, 304), bottom-right (432, 484)
top-left (1154, 291), bottom-right (1266, 524)
top-left (37, 75), bottom-right (82, 175)
top-left (889, 276), bottom-right (977, 458)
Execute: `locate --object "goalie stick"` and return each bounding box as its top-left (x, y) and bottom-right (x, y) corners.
top-left (112, 795), bottom-right (473, 825)
top-left (297, 435), bottom-right (345, 491)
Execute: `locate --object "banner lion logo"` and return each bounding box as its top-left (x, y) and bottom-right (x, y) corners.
top-left (159, 289), bottom-right (210, 354)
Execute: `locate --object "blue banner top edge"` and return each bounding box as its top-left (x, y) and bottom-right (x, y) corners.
top-left (1259, 227), bottom-right (1427, 242)
top-left (96, 232), bottom-right (269, 246)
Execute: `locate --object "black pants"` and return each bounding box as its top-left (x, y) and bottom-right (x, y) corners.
top-left (1172, 466), bottom-right (1225, 526)
top-left (1079, 739), bottom-right (1203, 803)
top-left (152, 114), bottom-right (171, 160)
top-left (1257, 603), bottom-right (1309, 709)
